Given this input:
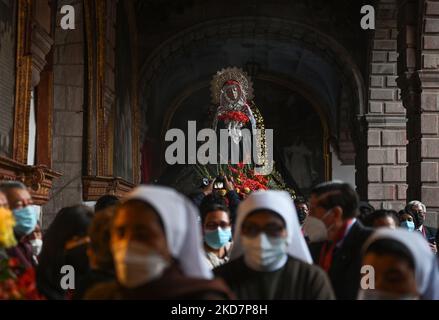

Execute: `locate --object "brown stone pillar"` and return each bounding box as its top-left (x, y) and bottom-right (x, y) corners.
top-left (398, 0), bottom-right (439, 227)
top-left (364, 0), bottom-right (407, 209)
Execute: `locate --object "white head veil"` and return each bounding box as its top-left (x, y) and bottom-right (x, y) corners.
top-left (230, 190), bottom-right (313, 264)
top-left (363, 228), bottom-right (439, 300)
top-left (123, 185), bottom-right (213, 280)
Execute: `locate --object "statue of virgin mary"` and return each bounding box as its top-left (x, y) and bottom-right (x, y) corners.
top-left (211, 68), bottom-right (257, 145)
top-left (209, 67), bottom-right (268, 168)
top-left (158, 67), bottom-right (296, 199)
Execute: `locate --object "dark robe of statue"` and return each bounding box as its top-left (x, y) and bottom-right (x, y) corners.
top-left (214, 256), bottom-right (335, 300)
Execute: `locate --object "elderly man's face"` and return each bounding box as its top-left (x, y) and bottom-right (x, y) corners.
top-left (4, 187), bottom-right (33, 210)
top-left (412, 204), bottom-right (425, 216)
top-left (411, 203), bottom-right (426, 226)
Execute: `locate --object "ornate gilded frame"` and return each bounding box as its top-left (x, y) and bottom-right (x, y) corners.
top-left (84, 0), bottom-right (106, 176)
top-left (12, 0), bottom-right (32, 164)
top-left (125, 0), bottom-right (141, 184)
top-left (82, 0), bottom-right (140, 200)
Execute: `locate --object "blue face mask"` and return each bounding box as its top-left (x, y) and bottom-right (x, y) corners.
top-left (400, 220), bottom-right (415, 232)
top-left (13, 206), bottom-right (37, 236)
top-left (204, 227), bottom-right (232, 249)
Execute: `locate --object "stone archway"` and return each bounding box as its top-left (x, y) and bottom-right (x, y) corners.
top-left (138, 17), bottom-right (366, 185)
top-left (158, 73), bottom-right (333, 196)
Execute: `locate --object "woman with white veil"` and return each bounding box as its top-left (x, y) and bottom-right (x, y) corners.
top-left (358, 228), bottom-right (439, 300)
top-left (214, 190), bottom-right (335, 299)
top-left (85, 185), bottom-right (233, 300)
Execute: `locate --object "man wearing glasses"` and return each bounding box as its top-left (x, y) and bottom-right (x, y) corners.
top-left (304, 181), bottom-right (373, 300)
top-left (405, 200), bottom-right (438, 255)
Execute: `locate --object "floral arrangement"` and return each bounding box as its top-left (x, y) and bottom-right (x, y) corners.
top-left (217, 111), bottom-right (250, 124)
top-left (0, 259), bottom-right (44, 300)
top-left (0, 207), bottom-right (44, 300)
top-left (228, 163), bottom-right (269, 198)
top-left (0, 207), bottom-right (17, 249)
top-left (195, 162), bottom-right (295, 200)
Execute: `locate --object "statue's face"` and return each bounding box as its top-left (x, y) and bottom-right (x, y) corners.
top-left (225, 84), bottom-right (240, 101)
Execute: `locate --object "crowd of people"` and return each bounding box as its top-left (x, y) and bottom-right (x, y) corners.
top-left (0, 179), bottom-right (438, 300)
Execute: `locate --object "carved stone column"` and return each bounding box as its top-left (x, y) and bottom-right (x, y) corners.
top-left (362, 0), bottom-right (407, 209)
top-left (397, 0), bottom-right (439, 227)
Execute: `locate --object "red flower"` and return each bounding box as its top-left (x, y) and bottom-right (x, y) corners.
top-left (8, 258), bottom-right (20, 268)
top-left (218, 111), bottom-right (250, 124)
top-left (228, 166), bottom-right (239, 174)
top-left (0, 262), bottom-right (45, 300)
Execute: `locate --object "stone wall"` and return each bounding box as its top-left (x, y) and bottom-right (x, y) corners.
top-left (364, 0), bottom-right (408, 210)
top-left (42, 0), bottom-right (85, 229)
top-left (398, 0), bottom-right (439, 228)
top-left (0, 0), bottom-right (17, 157)
top-left (418, 1), bottom-right (439, 227)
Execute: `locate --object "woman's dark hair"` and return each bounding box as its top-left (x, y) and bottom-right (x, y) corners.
top-left (95, 195), bottom-right (120, 213)
top-left (358, 201), bottom-right (375, 224)
top-left (88, 207), bottom-right (115, 271)
top-left (365, 238), bottom-right (415, 271)
top-left (199, 194), bottom-right (230, 224)
top-left (363, 209), bottom-right (399, 228)
top-left (37, 205), bottom-right (93, 299)
top-left (397, 209), bottom-right (415, 222)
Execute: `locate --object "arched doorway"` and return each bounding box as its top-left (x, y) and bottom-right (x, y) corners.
top-left (157, 74), bottom-right (332, 197)
top-left (139, 17), bottom-right (364, 195)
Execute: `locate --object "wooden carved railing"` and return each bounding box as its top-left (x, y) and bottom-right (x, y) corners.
top-left (0, 156), bottom-right (61, 205)
top-left (82, 176), bottom-right (136, 201)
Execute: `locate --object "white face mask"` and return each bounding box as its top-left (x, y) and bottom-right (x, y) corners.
top-left (357, 289), bottom-right (419, 300)
top-left (241, 233), bottom-right (288, 272)
top-left (302, 210), bottom-right (333, 243)
top-left (29, 239), bottom-right (43, 256)
top-left (112, 241), bottom-right (170, 288)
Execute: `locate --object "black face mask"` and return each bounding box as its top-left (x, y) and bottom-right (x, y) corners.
top-left (415, 212), bottom-right (425, 228)
top-left (64, 243), bottom-right (90, 275)
top-left (297, 208), bottom-right (307, 225)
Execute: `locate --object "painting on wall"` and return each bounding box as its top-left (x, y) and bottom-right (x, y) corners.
top-left (0, 0), bottom-right (17, 157)
top-left (113, 3), bottom-right (134, 182)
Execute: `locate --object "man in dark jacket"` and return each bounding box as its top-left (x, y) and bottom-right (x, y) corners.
top-left (405, 200), bottom-right (438, 255)
top-left (304, 181), bottom-right (373, 300)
